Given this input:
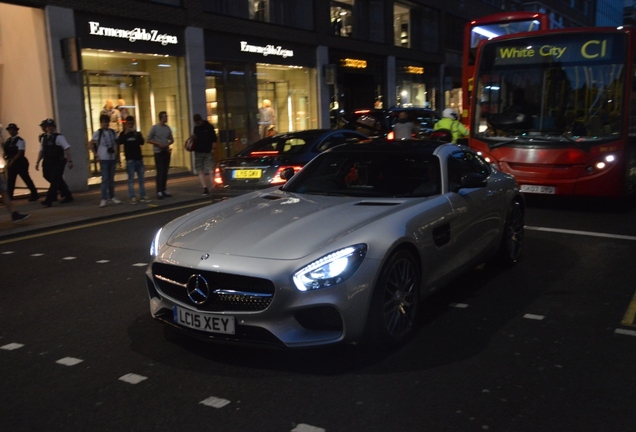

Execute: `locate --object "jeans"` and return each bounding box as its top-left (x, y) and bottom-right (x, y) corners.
top-left (100, 159), bottom-right (117, 200)
top-left (126, 159), bottom-right (146, 198)
top-left (154, 151), bottom-right (171, 193)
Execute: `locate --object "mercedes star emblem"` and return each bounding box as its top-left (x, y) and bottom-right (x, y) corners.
top-left (186, 274), bottom-right (210, 304)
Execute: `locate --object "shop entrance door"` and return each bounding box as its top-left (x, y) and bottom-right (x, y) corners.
top-left (258, 81), bottom-right (290, 133)
top-left (83, 71), bottom-right (153, 174)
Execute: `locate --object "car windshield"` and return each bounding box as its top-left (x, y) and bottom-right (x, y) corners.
top-left (237, 134), bottom-right (319, 156)
top-left (473, 32), bottom-right (626, 144)
top-left (282, 150), bottom-right (441, 198)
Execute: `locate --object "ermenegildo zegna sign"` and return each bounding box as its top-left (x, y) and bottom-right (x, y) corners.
top-left (205, 32), bottom-right (314, 67)
top-left (75, 14), bottom-right (184, 56)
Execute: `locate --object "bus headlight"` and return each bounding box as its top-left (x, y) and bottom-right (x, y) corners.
top-left (585, 154), bottom-right (617, 175)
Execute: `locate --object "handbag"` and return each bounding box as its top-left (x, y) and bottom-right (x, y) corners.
top-left (184, 136), bottom-right (196, 152)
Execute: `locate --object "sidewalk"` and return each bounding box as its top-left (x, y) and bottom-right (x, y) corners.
top-left (0, 174), bottom-right (245, 241)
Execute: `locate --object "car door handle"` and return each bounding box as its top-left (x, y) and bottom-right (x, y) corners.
top-left (432, 223), bottom-right (451, 246)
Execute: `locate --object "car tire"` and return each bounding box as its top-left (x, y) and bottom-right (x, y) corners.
top-left (365, 250), bottom-right (420, 348)
top-left (497, 200), bottom-right (524, 265)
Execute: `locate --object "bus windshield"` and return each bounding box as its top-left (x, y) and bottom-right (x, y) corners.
top-left (473, 32), bottom-right (626, 145)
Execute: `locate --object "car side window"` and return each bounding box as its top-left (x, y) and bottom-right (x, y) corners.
top-left (282, 138), bottom-right (307, 153)
top-left (315, 133), bottom-right (351, 152)
top-left (447, 150), bottom-right (491, 188)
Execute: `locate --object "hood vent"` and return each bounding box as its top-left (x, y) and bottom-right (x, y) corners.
top-left (355, 201), bottom-right (400, 206)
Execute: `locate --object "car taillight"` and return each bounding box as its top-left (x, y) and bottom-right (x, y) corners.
top-left (214, 167), bottom-right (224, 186)
top-left (270, 165), bottom-right (303, 184)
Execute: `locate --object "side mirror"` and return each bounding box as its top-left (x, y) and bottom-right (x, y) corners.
top-left (280, 167), bottom-right (296, 181)
top-left (460, 172), bottom-right (487, 189)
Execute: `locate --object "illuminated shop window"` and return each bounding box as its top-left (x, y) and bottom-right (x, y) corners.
top-left (249, 0), bottom-right (269, 22)
top-left (331, 0), bottom-right (354, 37)
top-left (393, 3), bottom-right (410, 47)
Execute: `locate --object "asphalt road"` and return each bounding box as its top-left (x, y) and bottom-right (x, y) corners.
top-left (1, 196), bottom-right (636, 432)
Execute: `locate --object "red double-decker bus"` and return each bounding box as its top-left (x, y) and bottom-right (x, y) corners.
top-left (469, 26), bottom-right (636, 198)
top-left (461, 12), bottom-right (549, 125)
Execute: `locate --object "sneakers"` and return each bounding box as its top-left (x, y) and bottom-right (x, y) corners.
top-left (130, 197), bottom-right (138, 205)
top-left (109, 198), bottom-right (122, 205)
top-left (202, 187), bottom-right (209, 196)
top-left (156, 192), bottom-right (164, 200)
top-left (139, 196), bottom-right (151, 203)
top-left (162, 191), bottom-right (172, 198)
top-left (99, 199), bottom-right (108, 208)
top-left (11, 211), bottom-right (30, 223)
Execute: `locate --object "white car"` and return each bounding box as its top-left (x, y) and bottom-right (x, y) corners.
top-left (147, 141), bottom-right (524, 348)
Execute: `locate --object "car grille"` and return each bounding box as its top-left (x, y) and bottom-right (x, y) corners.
top-left (152, 262), bottom-right (275, 312)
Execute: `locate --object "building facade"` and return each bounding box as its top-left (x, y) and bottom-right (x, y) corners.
top-left (0, 0), bottom-right (594, 192)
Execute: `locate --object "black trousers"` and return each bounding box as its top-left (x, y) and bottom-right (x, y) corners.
top-left (6, 158), bottom-right (38, 199)
top-left (154, 151), bottom-right (171, 193)
top-left (43, 159), bottom-right (71, 202)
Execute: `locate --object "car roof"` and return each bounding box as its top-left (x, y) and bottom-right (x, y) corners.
top-left (327, 139), bottom-right (448, 155)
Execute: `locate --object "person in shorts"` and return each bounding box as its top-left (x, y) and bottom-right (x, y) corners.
top-left (192, 114), bottom-right (217, 196)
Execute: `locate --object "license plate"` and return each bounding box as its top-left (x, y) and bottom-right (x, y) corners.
top-left (520, 185), bottom-right (556, 194)
top-left (173, 306), bottom-right (235, 334)
top-left (233, 169), bottom-right (262, 179)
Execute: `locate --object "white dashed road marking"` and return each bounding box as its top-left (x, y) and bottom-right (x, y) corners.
top-left (1, 251), bottom-right (14, 254)
top-left (450, 303), bottom-right (469, 308)
top-left (1, 343), bottom-right (24, 351)
top-left (523, 314), bottom-right (545, 320)
top-left (291, 424), bottom-right (326, 432)
top-left (56, 357), bottom-right (84, 366)
top-left (62, 256), bottom-right (77, 260)
top-left (615, 328), bottom-right (636, 337)
top-left (132, 263), bottom-right (147, 267)
top-left (96, 260), bottom-right (110, 264)
top-left (119, 373), bottom-right (148, 384)
top-left (525, 226), bottom-right (636, 242)
top-left (199, 396), bottom-right (231, 408)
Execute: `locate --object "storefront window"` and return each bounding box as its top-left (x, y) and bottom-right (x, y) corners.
top-left (256, 64), bottom-right (317, 134)
top-left (249, 0), bottom-right (269, 21)
top-left (331, 0), bottom-right (354, 37)
top-left (205, 62), bottom-right (317, 158)
top-left (395, 60), bottom-right (437, 109)
top-left (82, 49), bottom-right (189, 175)
top-left (394, 4), bottom-right (410, 47)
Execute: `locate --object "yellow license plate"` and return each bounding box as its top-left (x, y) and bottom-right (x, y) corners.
top-left (233, 169), bottom-right (262, 179)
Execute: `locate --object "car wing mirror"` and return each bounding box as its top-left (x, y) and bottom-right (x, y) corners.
top-left (281, 167), bottom-right (296, 181)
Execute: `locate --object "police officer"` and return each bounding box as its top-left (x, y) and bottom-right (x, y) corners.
top-left (35, 118), bottom-right (74, 207)
top-left (2, 123), bottom-right (39, 201)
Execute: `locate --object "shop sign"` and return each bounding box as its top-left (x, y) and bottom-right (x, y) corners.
top-left (404, 66), bottom-right (424, 74)
top-left (340, 58), bottom-right (367, 69)
top-left (88, 21), bottom-right (178, 46)
top-left (240, 41), bottom-right (294, 58)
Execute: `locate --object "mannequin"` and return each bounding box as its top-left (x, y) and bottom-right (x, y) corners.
top-left (258, 99), bottom-right (276, 138)
top-left (101, 99), bottom-right (121, 132)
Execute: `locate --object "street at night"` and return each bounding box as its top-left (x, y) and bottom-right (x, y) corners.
top-left (1, 195), bottom-right (635, 431)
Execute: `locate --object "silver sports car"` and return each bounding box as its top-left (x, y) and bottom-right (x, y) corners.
top-left (147, 140), bottom-right (524, 348)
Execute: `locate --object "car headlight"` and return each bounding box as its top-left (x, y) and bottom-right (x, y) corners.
top-left (149, 228), bottom-right (164, 258)
top-left (293, 244), bottom-right (367, 291)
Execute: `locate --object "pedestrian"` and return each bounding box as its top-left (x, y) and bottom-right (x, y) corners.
top-left (147, 111), bottom-right (174, 199)
top-left (393, 111), bottom-right (417, 140)
top-left (91, 114), bottom-right (122, 208)
top-left (191, 113), bottom-right (217, 196)
top-left (117, 115), bottom-right (150, 204)
top-left (35, 118), bottom-right (74, 207)
top-left (434, 108), bottom-right (469, 144)
top-left (2, 123), bottom-right (39, 201)
top-left (0, 169), bottom-right (30, 222)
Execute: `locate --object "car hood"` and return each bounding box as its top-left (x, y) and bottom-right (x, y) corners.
top-left (166, 190), bottom-right (410, 260)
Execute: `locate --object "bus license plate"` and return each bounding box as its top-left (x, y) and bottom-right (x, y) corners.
top-left (233, 169), bottom-right (262, 179)
top-left (520, 185), bottom-right (555, 194)
top-left (173, 306), bottom-right (235, 334)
